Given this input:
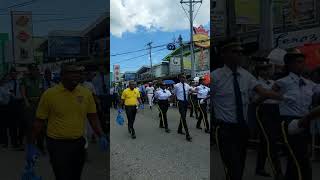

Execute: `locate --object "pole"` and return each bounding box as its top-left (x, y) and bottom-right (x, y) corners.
top-left (189, 0), bottom-right (195, 78)
top-left (259, 0), bottom-right (273, 51)
top-left (147, 41), bottom-right (153, 79)
top-left (178, 35), bottom-right (184, 73)
top-left (180, 0), bottom-right (202, 78)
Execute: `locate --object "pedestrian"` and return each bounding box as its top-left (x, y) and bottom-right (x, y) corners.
top-left (7, 67), bottom-right (24, 150)
top-left (21, 64), bottom-right (46, 154)
top-left (174, 74), bottom-right (192, 142)
top-left (253, 63), bottom-right (283, 179)
top-left (42, 68), bottom-right (56, 91)
top-left (212, 38), bottom-right (283, 180)
top-left (0, 75), bottom-right (10, 148)
top-left (154, 81), bottom-right (172, 133)
top-left (92, 64), bottom-right (108, 136)
top-left (26, 64), bottom-right (108, 180)
top-left (189, 81), bottom-right (199, 119)
top-left (272, 52), bottom-right (314, 180)
top-left (146, 82), bottom-right (155, 110)
top-left (119, 81), bottom-right (143, 139)
top-left (196, 77), bottom-right (210, 133)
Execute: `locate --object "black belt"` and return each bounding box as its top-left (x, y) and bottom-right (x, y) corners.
top-left (158, 99), bottom-right (169, 102)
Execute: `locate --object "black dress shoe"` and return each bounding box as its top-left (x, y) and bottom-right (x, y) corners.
top-left (159, 125), bottom-right (164, 128)
top-left (186, 135), bottom-right (192, 142)
top-left (205, 130), bottom-right (210, 134)
top-left (255, 170), bottom-right (271, 177)
top-left (165, 129), bottom-right (170, 133)
top-left (131, 134), bottom-right (136, 139)
top-left (177, 131), bottom-right (185, 135)
top-left (196, 126), bottom-right (202, 130)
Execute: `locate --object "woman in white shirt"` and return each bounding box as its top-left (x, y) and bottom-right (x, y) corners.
top-left (145, 82), bottom-right (155, 109)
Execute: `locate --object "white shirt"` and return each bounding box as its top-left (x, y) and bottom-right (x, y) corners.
top-left (146, 86), bottom-right (155, 94)
top-left (211, 65), bottom-right (260, 124)
top-left (0, 84), bottom-right (10, 105)
top-left (110, 87), bottom-right (114, 95)
top-left (275, 72), bottom-right (315, 117)
top-left (155, 89), bottom-right (172, 100)
top-left (253, 78), bottom-right (278, 104)
top-left (190, 86), bottom-right (197, 95)
top-left (196, 84), bottom-right (210, 99)
top-left (83, 81), bottom-right (97, 95)
top-left (174, 82), bottom-right (191, 101)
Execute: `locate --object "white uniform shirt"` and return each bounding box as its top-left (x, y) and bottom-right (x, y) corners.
top-left (174, 82), bottom-right (191, 101)
top-left (211, 65), bottom-right (260, 124)
top-left (275, 72), bottom-right (315, 117)
top-left (146, 86), bottom-right (155, 94)
top-left (196, 84), bottom-right (210, 99)
top-left (253, 78), bottom-right (278, 104)
top-left (155, 89), bottom-right (172, 100)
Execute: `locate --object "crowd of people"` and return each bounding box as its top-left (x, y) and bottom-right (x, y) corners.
top-left (112, 74), bottom-right (211, 142)
top-left (211, 38), bottom-right (320, 180)
top-left (0, 63), bottom-right (109, 179)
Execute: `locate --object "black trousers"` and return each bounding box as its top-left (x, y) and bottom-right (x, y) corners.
top-left (256, 104), bottom-right (283, 177)
top-left (46, 136), bottom-right (86, 180)
top-left (189, 94), bottom-right (198, 117)
top-left (215, 123), bottom-right (249, 180)
top-left (8, 99), bottom-right (24, 146)
top-left (0, 105), bottom-right (9, 145)
top-left (158, 100), bottom-right (169, 129)
top-left (125, 106), bottom-right (137, 134)
top-left (197, 99), bottom-right (209, 131)
top-left (98, 95), bottom-right (108, 135)
top-left (281, 116), bottom-right (312, 180)
top-left (177, 100), bottom-right (190, 136)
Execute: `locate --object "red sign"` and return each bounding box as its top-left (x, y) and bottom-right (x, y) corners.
top-left (297, 43), bottom-right (320, 70)
top-left (17, 31), bottom-right (30, 42)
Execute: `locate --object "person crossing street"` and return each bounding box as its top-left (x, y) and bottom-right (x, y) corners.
top-left (196, 78), bottom-right (210, 133)
top-left (174, 74), bottom-right (192, 142)
top-left (146, 82), bottom-right (155, 110)
top-left (119, 81), bottom-right (143, 139)
top-left (154, 81), bottom-right (172, 133)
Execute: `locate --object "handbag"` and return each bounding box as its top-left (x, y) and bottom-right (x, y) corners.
top-left (116, 113), bottom-right (124, 126)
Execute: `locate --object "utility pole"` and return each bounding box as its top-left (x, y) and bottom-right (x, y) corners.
top-left (180, 0), bottom-right (202, 78)
top-left (259, 0), bottom-right (273, 51)
top-left (147, 41), bottom-right (153, 79)
top-left (178, 35), bottom-right (184, 73)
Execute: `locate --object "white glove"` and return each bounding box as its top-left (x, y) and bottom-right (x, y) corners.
top-left (288, 119), bottom-right (305, 135)
top-left (200, 99), bottom-right (205, 104)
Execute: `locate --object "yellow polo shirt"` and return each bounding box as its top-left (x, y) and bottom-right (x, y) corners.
top-left (36, 83), bottom-right (97, 139)
top-left (121, 88), bottom-right (140, 106)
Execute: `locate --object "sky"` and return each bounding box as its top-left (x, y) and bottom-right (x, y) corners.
top-left (0, 0), bottom-right (108, 37)
top-left (110, 0), bottom-right (210, 73)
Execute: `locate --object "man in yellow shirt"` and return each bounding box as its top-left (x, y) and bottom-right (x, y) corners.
top-left (119, 81), bottom-right (143, 139)
top-left (26, 64), bottom-right (108, 180)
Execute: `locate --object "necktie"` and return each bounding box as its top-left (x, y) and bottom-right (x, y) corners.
top-left (233, 72), bottom-right (245, 125)
top-left (13, 80), bottom-right (17, 96)
top-left (299, 79), bottom-right (306, 87)
top-left (182, 83), bottom-right (187, 101)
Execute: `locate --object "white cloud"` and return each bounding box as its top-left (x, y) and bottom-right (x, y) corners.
top-left (110, 0), bottom-right (210, 37)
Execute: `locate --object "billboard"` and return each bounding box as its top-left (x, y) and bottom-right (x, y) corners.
top-left (11, 11), bottom-right (34, 64)
top-left (235, 0), bottom-right (260, 24)
top-left (113, 64), bottom-right (120, 82)
top-left (48, 36), bottom-right (88, 58)
top-left (124, 73), bottom-right (136, 81)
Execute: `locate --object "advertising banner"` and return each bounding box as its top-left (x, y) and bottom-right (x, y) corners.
top-left (11, 11), bottom-right (34, 64)
top-left (113, 64), bottom-right (120, 82)
top-left (48, 36), bottom-right (88, 58)
top-left (235, 0), bottom-right (260, 24)
top-left (297, 43), bottom-right (320, 70)
top-left (273, 27), bottom-right (320, 49)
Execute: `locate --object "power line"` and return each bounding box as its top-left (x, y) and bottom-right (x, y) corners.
top-left (110, 43), bottom-right (170, 57)
top-left (0, 0), bottom-right (37, 12)
top-left (111, 48), bottom-right (167, 65)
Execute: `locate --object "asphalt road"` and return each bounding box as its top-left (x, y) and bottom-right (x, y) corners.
top-left (110, 106), bottom-right (210, 180)
top-left (211, 145), bottom-right (320, 180)
top-left (0, 140), bottom-right (108, 180)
